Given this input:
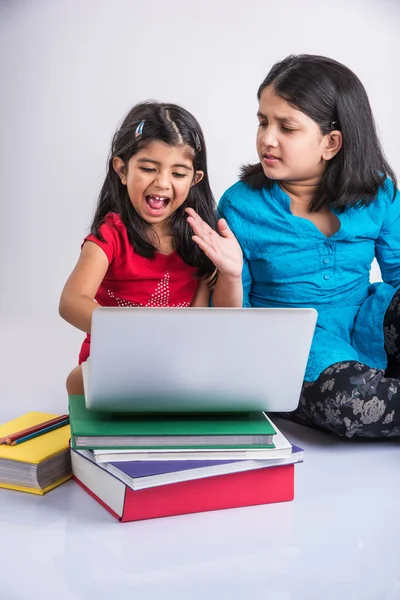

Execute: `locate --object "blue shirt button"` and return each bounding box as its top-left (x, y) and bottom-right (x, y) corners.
top-left (323, 258), bottom-right (330, 264)
top-left (324, 274), bottom-right (330, 280)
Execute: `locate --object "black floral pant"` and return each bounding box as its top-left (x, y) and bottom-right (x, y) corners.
top-left (280, 289), bottom-right (400, 438)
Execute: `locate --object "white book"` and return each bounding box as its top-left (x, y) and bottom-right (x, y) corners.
top-left (92, 417), bottom-right (293, 464)
top-left (74, 430), bottom-right (302, 491)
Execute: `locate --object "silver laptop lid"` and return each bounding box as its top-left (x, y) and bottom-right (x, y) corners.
top-left (84, 307), bottom-right (317, 413)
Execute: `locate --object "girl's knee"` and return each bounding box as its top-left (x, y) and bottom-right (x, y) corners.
top-left (66, 366), bottom-right (84, 395)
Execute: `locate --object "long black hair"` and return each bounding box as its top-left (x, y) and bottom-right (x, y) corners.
top-left (241, 54), bottom-right (397, 211)
top-left (91, 101), bottom-right (217, 277)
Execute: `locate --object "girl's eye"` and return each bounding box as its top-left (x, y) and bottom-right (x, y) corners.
top-left (173, 172), bottom-right (187, 179)
top-left (258, 122), bottom-right (267, 128)
top-left (139, 167), bottom-right (156, 173)
top-left (282, 126), bottom-right (296, 133)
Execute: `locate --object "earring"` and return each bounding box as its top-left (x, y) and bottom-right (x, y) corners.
top-left (321, 159), bottom-right (326, 165)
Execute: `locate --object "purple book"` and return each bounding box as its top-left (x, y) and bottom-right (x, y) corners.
top-left (110, 445), bottom-right (303, 479)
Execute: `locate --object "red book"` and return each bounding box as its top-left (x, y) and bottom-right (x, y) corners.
top-left (71, 450), bottom-right (294, 522)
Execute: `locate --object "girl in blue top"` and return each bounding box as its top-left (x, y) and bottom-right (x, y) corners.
top-left (213, 54), bottom-right (400, 438)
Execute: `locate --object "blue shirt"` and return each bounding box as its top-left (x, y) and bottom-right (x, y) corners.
top-left (218, 178), bottom-right (400, 381)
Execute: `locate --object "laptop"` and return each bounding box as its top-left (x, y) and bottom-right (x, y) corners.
top-left (82, 307), bottom-right (317, 413)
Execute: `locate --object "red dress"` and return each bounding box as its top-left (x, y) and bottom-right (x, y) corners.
top-left (78, 213), bottom-right (199, 363)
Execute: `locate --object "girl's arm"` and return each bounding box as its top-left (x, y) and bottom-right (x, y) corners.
top-left (59, 241), bottom-right (109, 333)
top-left (212, 272), bottom-right (243, 307)
top-left (191, 274), bottom-right (244, 307)
top-left (190, 277), bottom-right (214, 307)
top-left (186, 208), bottom-right (243, 307)
top-left (375, 184), bottom-right (400, 288)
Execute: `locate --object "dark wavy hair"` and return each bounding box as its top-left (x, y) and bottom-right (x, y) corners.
top-left (91, 101), bottom-right (217, 278)
top-left (241, 54), bottom-right (397, 211)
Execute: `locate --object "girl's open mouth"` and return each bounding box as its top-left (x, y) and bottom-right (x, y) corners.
top-left (145, 195), bottom-right (171, 215)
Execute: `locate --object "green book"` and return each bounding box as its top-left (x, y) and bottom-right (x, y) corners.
top-left (69, 395), bottom-right (276, 450)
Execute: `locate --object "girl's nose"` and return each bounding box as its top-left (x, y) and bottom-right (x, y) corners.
top-left (154, 172), bottom-right (171, 190)
top-left (261, 126), bottom-right (279, 148)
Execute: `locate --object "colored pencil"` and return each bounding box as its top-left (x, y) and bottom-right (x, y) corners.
top-left (10, 419), bottom-right (70, 446)
top-left (0, 414), bottom-right (69, 445)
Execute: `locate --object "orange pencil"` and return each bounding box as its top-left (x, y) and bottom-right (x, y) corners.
top-left (0, 414), bottom-right (69, 445)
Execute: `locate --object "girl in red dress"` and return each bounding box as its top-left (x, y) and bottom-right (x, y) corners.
top-left (59, 101), bottom-right (242, 394)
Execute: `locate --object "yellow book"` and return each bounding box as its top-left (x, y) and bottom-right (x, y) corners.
top-left (0, 412), bottom-right (72, 494)
top-left (0, 474), bottom-right (72, 495)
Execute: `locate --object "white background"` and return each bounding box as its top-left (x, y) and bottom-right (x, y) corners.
top-left (0, 0), bottom-right (399, 410)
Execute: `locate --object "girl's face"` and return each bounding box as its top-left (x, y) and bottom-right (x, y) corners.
top-left (256, 85), bottom-right (336, 184)
top-left (113, 141), bottom-right (203, 231)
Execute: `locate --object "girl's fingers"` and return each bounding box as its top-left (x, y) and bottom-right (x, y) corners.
top-left (188, 217), bottom-right (219, 246)
top-left (186, 207), bottom-right (200, 220)
top-left (186, 208), bottom-right (204, 228)
top-left (186, 216), bottom-right (208, 240)
top-left (218, 218), bottom-right (235, 238)
top-left (186, 216), bottom-right (201, 236)
top-left (191, 235), bottom-right (218, 260)
top-left (186, 208), bottom-right (214, 236)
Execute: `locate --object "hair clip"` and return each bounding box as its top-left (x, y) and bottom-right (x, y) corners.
top-left (330, 120), bottom-right (338, 130)
top-left (135, 120), bottom-right (145, 140)
top-left (194, 132), bottom-right (201, 152)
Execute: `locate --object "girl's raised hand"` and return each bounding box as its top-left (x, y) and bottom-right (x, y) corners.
top-left (186, 208), bottom-right (243, 279)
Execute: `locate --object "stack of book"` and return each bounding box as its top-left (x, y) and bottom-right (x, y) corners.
top-left (69, 396), bottom-right (303, 522)
top-left (0, 412), bottom-right (72, 495)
